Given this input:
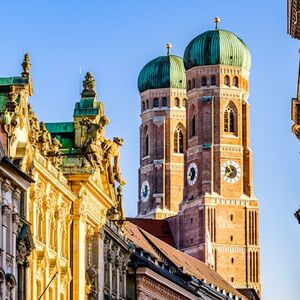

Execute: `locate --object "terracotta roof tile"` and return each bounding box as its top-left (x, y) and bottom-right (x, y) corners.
top-left (123, 221), bottom-right (160, 260)
top-left (127, 218), bottom-right (176, 247)
top-left (124, 221), bottom-right (245, 299)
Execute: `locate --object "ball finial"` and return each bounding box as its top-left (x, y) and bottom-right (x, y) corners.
top-left (166, 43), bottom-right (172, 55)
top-left (214, 17), bottom-right (220, 29)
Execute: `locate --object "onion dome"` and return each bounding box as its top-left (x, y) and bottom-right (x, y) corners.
top-left (138, 44), bottom-right (186, 93)
top-left (183, 19), bottom-right (251, 71)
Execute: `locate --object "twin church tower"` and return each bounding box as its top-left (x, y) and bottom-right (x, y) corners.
top-left (136, 20), bottom-right (260, 295)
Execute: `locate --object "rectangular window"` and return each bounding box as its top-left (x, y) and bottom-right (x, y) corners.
top-left (153, 98), bottom-right (159, 108)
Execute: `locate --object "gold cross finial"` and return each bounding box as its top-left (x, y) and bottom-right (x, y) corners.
top-left (214, 17), bottom-right (220, 30)
top-left (166, 43), bottom-right (172, 56)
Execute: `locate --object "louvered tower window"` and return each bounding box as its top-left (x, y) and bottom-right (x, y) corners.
top-left (233, 76), bottom-right (239, 87)
top-left (191, 113), bottom-right (196, 137)
top-left (143, 126), bottom-right (149, 157)
top-left (224, 105), bottom-right (235, 133)
top-left (174, 125), bottom-right (184, 153)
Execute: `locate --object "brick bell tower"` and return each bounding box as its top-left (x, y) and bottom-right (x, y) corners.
top-left (168, 20), bottom-right (261, 295)
top-left (137, 44), bottom-right (187, 219)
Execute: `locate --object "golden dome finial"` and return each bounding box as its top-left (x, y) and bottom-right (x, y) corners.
top-left (214, 17), bottom-right (220, 30)
top-left (166, 43), bottom-right (172, 56)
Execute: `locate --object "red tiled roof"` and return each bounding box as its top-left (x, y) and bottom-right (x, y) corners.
top-left (123, 221), bottom-right (246, 299)
top-left (127, 218), bottom-right (176, 247)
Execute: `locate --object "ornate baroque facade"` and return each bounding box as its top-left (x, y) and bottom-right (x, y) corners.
top-left (0, 145), bottom-right (33, 300)
top-left (0, 54), bottom-right (127, 299)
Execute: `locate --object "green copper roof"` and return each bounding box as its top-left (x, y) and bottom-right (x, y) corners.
top-left (0, 94), bottom-right (8, 112)
top-left (74, 97), bottom-right (101, 117)
top-left (183, 29), bottom-right (251, 71)
top-left (0, 77), bottom-right (28, 86)
top-left (46, 122), bottom-right (74, 133)
top-left (137, 55), bottom-right (186, 93)
top-left (45, 122), bottom-right (75, 149)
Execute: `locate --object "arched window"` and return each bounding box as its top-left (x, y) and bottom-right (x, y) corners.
top-left (233, 76), bottom-right (239, 87)
top-left (143, 126), bottom-right (149, 157)
top-left (190, 108), bottom-right (197, 137)
top-left (162, 97), bottom-right (168, 107)
top-left (182, 98), bottom-right (187, 107)
top-left (224, 104), bottom-right (235, 133)
top-left (211, 75), bottom-right (216, 86)
top-left (146, 99), bottom-right (149, 109)
top-left (175, 97), bottom-right (180, 107)
top-left (174, 124), bottom-right (184, 153)
top-left (153, 98), bottom-right (159, 108)
top-left (224, 75), bottom-right (230, 86)
top-left (188, 80), bottom-right (191, 90)
top-left (201, 76), bottom-right (207, 87)
top-left (142, 101), bottom-right (145, 111)
top-left (192, 78), bottom-right (196, 89)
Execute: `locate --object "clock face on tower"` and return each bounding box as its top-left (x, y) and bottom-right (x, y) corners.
top-left (221, 160), bottom-right (241, 183)
top-left (187, 162), bottom-right (198, 186)
top-left (140, 180), bottom-right (150, 202)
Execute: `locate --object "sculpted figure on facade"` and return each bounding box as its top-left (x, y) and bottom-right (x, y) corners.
top-left (82, 115), bottom-right (110, 170)
top-left (28, 104), bottom-right (40, 144)
top-left (86, 265), bottom-right (98, 300)
top-left (48, 137), bottom-right (62, 168)
top-left (102, 137), bottom-right (126, 186)
top-left (38, 122), bottom-right (52, 155)
top-left (107, 185), bottom-right (125, 224)
top-left (82, 71), bottom-right (96, 97)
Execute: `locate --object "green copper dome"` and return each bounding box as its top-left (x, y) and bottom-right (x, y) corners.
top-left (138, 55), bottom-right (186, 93)
top-left (183, 29), bottom-right (251, 71)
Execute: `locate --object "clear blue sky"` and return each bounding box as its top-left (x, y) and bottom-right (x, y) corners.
top-left (0, 1), bottom-right (299, 298)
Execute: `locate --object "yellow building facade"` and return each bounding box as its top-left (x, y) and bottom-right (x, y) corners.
top-left (0, 54), bottom-right (125, 299)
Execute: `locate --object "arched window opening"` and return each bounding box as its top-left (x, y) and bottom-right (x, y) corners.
top-left (145, 135), bottom-right (149, 156)
top-left (233, 76), bottom-right (239, 87)
top-left (142, 101), bottom-right (145, 111)
top-left (188, 80), bottom-right (191, 90)
top-left (143, 126), bottom-right (149, 157)
top-left (174, 125), bottom-right (184, 153)
top-left (191, 112), bottom-right (196, 137)
top-left (162, 97), bottom-right (168, 107)
top-left (224, 105), bottom-right (235, 134)
top-left (146, 99), bottom-right (149, 109)
top-left (182, 98), bottom-right (187, 107)
top-left (192, 78), bottom-right (196, 89)
top-left (175, 97), bottom-right (180, 108)
top-left (201, 76), bottom-right (207, 87)
top-left (153, 98), bottom-right (159, 108)
top-left (211, 75), bottom-right (216, 86)
top-left (224, 75), bottom-right (230, 86)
